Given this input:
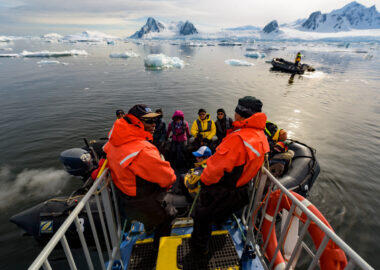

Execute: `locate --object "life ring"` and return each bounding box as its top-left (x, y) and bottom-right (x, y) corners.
top-left (261, 190), bottom-right (347, 270)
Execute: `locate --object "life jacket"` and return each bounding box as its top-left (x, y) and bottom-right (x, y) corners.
top-left (295, 53), bottom-right (301, 62)
top-left (184, 160), bottom-right (207, 197)
top-left (265, 121), bottom-right (280, 142)
top-left (196, 118), bottom-right (212, 133)
top-left (171, 120), bottom-right (186, 136)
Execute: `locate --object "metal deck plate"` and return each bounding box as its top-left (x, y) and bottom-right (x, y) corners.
top-left (128, 241), bottom-right (157, 270)
top-left (177, 233), bottom-right (240, 270)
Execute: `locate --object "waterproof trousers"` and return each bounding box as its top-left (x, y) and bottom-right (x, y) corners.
top-left (115, 186), bottom-right (174, 248)
top-left (191, 184), bottom-right (250, 252)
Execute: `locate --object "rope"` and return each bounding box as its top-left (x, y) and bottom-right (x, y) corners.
top-left (232, 213), bottom-right (246, 242)
top-left (188, 186), bottom-right (201, 217)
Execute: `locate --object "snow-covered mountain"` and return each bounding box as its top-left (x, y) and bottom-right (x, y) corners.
top-left (262, 20), bottom-right (279, 33)
top-left (298, 1), bottom-right (380, 32)
top-left (130, 17), bottom-right (198, 38)
top-left (130, 17), bottom-right (165, 38)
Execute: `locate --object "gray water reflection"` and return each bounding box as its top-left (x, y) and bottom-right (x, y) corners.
top-left (0, 39), bottom-right (379, 269)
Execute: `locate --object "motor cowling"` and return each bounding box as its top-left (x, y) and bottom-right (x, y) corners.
top-left (59, 148), bottom-right (94, 177)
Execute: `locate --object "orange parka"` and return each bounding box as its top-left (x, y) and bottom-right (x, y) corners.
top-left (201, 112), bottom-right (270, 187)
top-left (103, 114), bottom-right (176, 197)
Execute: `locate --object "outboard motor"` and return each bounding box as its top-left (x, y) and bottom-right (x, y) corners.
top-left (60, 148), bottom-right (95, 177)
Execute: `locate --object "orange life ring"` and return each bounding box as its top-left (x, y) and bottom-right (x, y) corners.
top-left (261, 190), bottom-right (347, 270)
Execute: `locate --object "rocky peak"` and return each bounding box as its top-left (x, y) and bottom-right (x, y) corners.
top-left (179, 21), bottom-right (198, 35)
top-left (130, 17), bottom-right (165, 38)
top-left (263, 20), bottom-right (279, 33)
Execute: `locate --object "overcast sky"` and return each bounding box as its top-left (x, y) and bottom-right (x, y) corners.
top-left (0, 0), bottom-right (378, 36)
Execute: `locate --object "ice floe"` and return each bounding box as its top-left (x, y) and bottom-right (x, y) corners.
top-left (0, 36), bottom-right (13, 42)
top-left (245, 52), bottom-right (266, 58)
top-left (37, 60), bottom-right (61, 65)
top-left (109, 51), bottom-right (139, 58)
top-left (0, 54), bottom-right (19, 57)
top-left (21, 50), bottom-right (88, 57)
top-left (144, 54), bottom-right (185, 69)
top-left (225, 59), bottom-right (254, 66)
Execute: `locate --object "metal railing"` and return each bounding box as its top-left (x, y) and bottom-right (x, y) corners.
top-left (243, 167), bottom-right (374, 270)
top-left (29, 161), bottom-right (123, 270)
top-left (29, 162), bottom-right (374, 270)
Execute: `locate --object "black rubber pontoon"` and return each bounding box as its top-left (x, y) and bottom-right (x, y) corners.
top-left (271, 58), bottom-right (315, 74)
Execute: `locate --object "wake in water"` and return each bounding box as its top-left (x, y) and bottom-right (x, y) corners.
top-left (302, 71), bottom-right (326, 79)
top-left (0, 166), bottom-right (70, 209)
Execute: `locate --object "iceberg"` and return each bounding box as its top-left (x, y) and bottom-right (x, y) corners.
top-left (109, 51), bottom-right (139, 58)
top-left (144, 54), bottom-right (185, 69)
top-left (21, 50), bottom-right (88, 57)
top-left (225, 59), bottom-right (254, 66)
top-left (0, 53), bottom-right (19, 57)
top-left (0, 36), bottom-right (13, 42)
top-left (245, 52), bottom-right (266, 58)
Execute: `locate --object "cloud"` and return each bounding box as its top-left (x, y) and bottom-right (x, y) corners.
top-left (0, 0), bottom-right (379, 35)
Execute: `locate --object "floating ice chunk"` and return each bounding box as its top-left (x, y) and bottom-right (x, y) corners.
top-left (225, 59), bottom-right (254, 66)
top-left (246, 47), bottom-right (256, 51)
top-left (107, 40), bottom-right (115, 45)
top-left (37, 60), bottom-right (61, 65)
top-left (21, 50), bottom-right (88, 57)
top-left (364, 54), bottom-right (373, 60)
top-left (0, 53), bottom-right (19, 57)
top-left (144, 54), bottom-right (185, 69)
top-left (109, 51), bottom-right (139, 58)
top-left (354, 49), bottom-right (368, 54)
top-left (0, 36), bottom-right (13, 42)
top-left (245, 52), bottom-right (266, 58)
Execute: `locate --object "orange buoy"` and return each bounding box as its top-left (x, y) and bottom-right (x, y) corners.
top-left (261, 190), bottom-right (347, 270)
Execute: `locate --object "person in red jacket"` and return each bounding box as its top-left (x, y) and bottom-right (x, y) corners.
top-left (191, 96), bottom-right (270, 254)
top-left (103, 104), bottom-right (177, 248)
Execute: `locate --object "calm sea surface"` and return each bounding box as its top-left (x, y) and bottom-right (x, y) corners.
top-left (0, 38), bottom-right (379, 269)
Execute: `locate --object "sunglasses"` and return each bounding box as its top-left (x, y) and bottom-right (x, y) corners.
top-left (141, 118), bottom-right (155, 124)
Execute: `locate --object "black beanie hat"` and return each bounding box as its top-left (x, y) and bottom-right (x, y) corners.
top-left (198, 108), bottom-right (206, 115)
top-left (217, 108), bottom-right (226, 114)
top-left (235, 96), bottom-right (263, 118)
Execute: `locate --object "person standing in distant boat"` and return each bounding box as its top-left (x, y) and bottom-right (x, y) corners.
top-left (295, 52), bottom-right (302, 66)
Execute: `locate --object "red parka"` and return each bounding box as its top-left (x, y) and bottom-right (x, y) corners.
top-left (103, 114), bottom-right (176, 197)
top-left (201, 112), bottom-right (270, 187)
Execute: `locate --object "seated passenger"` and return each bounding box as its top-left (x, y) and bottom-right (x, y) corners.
top-left (264, 121), bottom-right (293, 177)
top-left (167, 110), bottom-right (190, 168)
top-left (115, 109), bottom-right (125, 119)
top-left (215, 108), bottom-right (233, 144)
top-left (184, 146), bottom-right (212, 198)
top-left (103, 104), bottom-right (177, 249)
top-left (153, 108), bottom-right (166, 153)
top-left (190, 109), bottom-right (217, 148)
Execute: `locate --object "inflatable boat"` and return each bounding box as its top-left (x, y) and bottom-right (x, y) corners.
top-left (271, 58), bottom-right (315, 74)
top-left (10, 140), bottom-right (319, 245)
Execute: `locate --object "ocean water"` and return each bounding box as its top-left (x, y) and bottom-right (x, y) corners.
top-left (0, 38), bottom-right (379, 269)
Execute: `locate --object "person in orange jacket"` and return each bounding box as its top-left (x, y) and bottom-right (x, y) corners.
top-left (191, 96), bottom-right (270, 254)
top-left (103, 104), bottom-right (177, 248)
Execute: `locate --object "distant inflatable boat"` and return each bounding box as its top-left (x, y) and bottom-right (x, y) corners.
top-left (271, 58), bottom-right (315, 74)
